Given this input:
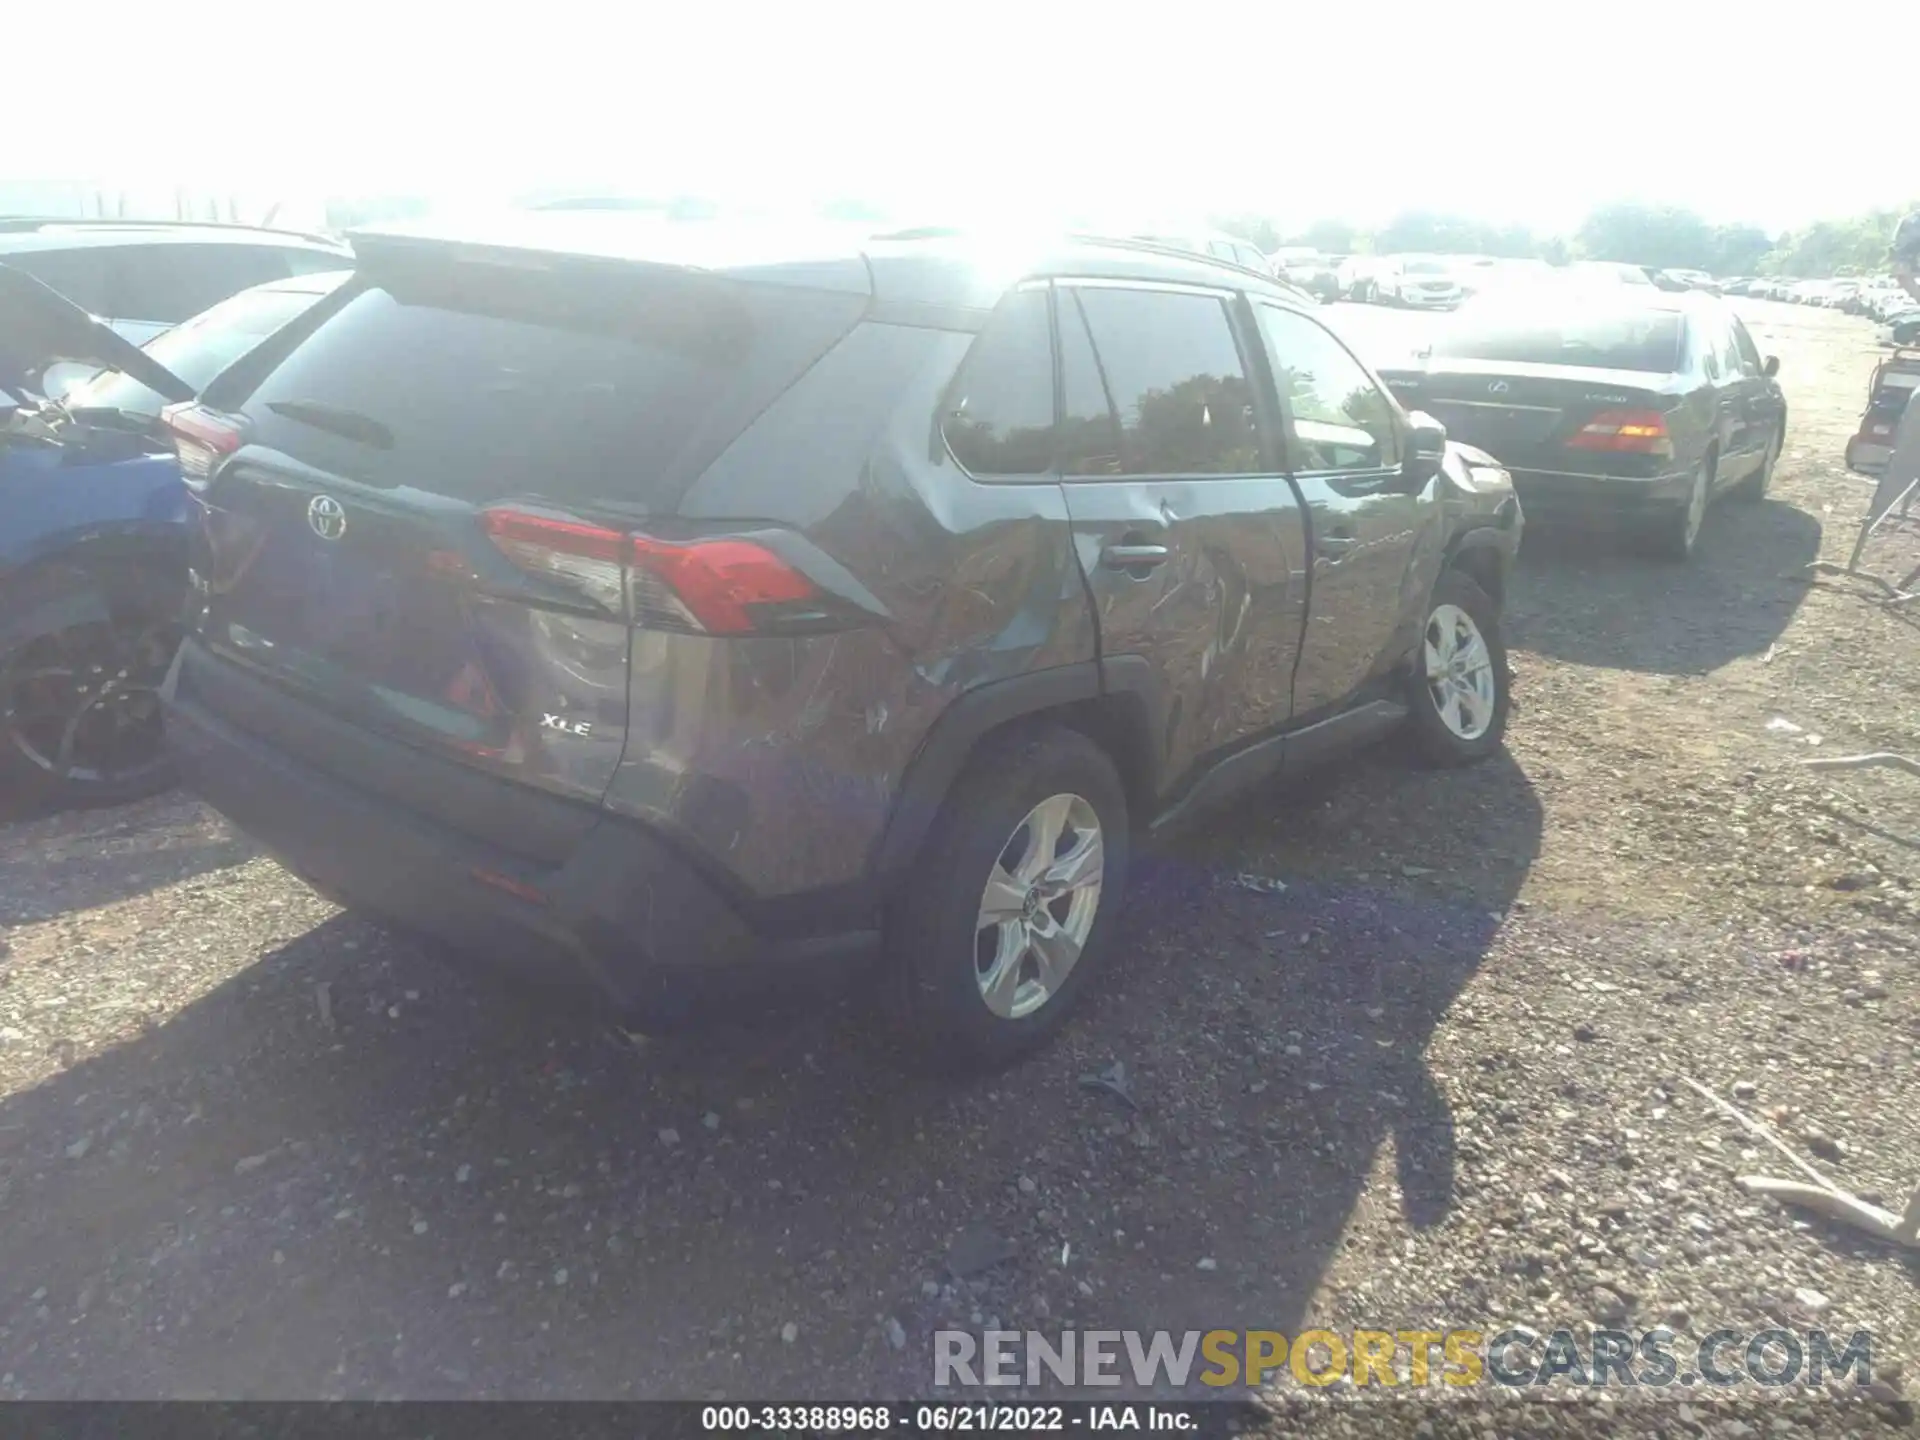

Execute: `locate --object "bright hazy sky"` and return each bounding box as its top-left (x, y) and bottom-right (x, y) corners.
top-left (11, 0), bottom-right (1907, 235)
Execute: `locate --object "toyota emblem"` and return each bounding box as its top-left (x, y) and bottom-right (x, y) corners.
top-left (307, 495), bottom-right (347, 542)
top-left (1487, 380), bottom-right (1511, 394)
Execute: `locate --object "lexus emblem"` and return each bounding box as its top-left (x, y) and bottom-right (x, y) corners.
top-left (1487, 380), bottom-right (1511, 394)
top-left (307, 495), bottom-right (347, 542)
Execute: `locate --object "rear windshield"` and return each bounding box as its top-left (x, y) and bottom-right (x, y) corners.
top-left (1433, 306), bottom-right (1684, 372)
top-left (218, 262), bottom-right (863, 509)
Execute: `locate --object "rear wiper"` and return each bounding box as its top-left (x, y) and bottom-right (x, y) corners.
top-left (265, 399), bottom-right (395, 450)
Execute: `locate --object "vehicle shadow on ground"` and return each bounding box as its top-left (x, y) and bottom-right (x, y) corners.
top-left (1508, 497), bottom-right (1822, 676)
top-left (0, 747), bottom-right (1540, 1399)
top-left (0, 793), bottom-right (252, 923)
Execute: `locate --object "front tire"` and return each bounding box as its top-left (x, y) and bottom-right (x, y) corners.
top-left (1405, 570), bottom-right (1509, 768)
top-left (884, 724), bottom-right (1130, 1072)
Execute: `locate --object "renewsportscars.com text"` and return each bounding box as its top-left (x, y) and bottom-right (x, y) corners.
top-left (933, 1327), bottom-right (1876, 1390)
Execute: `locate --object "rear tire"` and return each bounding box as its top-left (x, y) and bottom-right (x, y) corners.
top-left (1405, 569), bottom-right (1509, 768)
top-left (883, 724), bottom-right (1130, 1073)
top-left (1645, 458), bottom-right (1713, 562)
top-left (1732, 427), bottom-right (1782, 503)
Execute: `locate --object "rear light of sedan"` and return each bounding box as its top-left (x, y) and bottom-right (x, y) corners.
top-left (481, 507), bottom-right (830, 635)
top-left (1565, 408), bottom-right (1675, 458)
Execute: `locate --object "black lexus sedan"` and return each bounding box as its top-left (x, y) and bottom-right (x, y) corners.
top-left (1378, 288), bottom-right (1787, 560)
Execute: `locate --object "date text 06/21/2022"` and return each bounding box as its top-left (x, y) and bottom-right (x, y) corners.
top-left (699, 1404), bottom-right (1193, 1431)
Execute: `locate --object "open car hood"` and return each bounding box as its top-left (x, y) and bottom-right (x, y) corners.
top-left (0, 260), bottom-right (195, 405)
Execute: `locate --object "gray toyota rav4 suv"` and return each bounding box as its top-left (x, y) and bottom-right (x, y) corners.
top-left (160, 219), bottom-right (1523, 1070)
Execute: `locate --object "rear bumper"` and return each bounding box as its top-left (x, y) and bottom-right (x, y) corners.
top-left (161, 645), bottom-right (881, 1026)
top-left (1508, 466), bottom-right (1695, 518)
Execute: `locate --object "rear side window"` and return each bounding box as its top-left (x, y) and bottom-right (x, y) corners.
top-left (280, 247), bottom-right (352, 276)
top-left (1067, 285), bottom-right (1260, 475)
top-left (110, 245), bottom-right (295, 323)
top-left (941, 287), bottom-right (1054, 476)
top-left (2, 248), bottom-right (114, 313)
top-left (224, 262), bottom-right (863, 509)
top-left (1435, 305), bottom-right (1684, 373)
top-left (1057, 291), bottom-right (1125, 476)
top-left (67, 282), bottom-right (338, 418)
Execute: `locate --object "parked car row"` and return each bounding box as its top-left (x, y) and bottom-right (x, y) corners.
top-left (1727, 275), bottom-right (1912, 318)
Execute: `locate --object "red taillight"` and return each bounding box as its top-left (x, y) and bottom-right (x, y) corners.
top-left (159, 402), bottom-right (243, 483)
top-left (481, 507), bottom-right (822, 634)
top-left (1565, 408), bottom-right (1674, 457)
top-left (481, 509), bottom-right (628, 614)
top-left (628, 534), bottom-right (815, 635)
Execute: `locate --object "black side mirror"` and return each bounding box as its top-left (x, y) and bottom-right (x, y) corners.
top-left (1402, 410), bottom-right (1447, 491)
top-left (1763, 355), bottom-right (1780, 379)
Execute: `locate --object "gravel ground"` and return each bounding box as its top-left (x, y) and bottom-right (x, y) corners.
top-left (1, 300), bottom-right (1917, 1431)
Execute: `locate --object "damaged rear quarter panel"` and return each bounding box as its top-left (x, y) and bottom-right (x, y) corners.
top-left (605, 321), bottom-right (1093, 899)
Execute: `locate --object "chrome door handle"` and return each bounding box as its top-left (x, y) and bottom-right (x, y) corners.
top-left (1101, 543), bottom-right (1170, 569)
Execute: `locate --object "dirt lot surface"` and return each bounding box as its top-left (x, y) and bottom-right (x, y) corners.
top-left (2, 300), bottom-right (1918, 1431)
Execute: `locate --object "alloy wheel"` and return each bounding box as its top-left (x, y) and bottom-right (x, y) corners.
top-left (1681, 464), bottom-right (1709, 549)
top-left (1423, 603), bottom-right (1498, 742)
top-left (0, 615), bottom-right (175, 789)
top-left (974, 793), bottom-right (1105, 1020)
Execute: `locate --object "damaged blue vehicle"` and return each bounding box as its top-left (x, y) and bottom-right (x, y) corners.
top-left (0, 261), bottom-right (345, 805)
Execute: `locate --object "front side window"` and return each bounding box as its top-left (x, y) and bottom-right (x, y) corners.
top-left (1731, 317), bottom-right (1765, 374)
top-left (1255, 303), bottom-right (1400, 473)
top-left (1068, 285), bottom-right (1260, 476)
top-left (941, 286), bottom-right (1054, 476)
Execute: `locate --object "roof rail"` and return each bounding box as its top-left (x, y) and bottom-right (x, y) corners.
top-left (1065, 231), bottom-right (1315, 298)
top-left (0, 215), bottom-right (341, 245)
top-left (861, 225), bottom-right (1316, 301)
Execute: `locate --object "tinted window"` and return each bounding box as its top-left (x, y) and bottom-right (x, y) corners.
top-left (1070, 286), bottom-right (1259, 475)
top-left (1714, 317), bottom-right (1745, 378)
top-left (1731, 317), bottom-right (1765, 373)
top-left (2, 248), bottom-right (114, 313)
top-left (1057, 290), bottom-right (1125, 477)
top-left (67, 280), bottom-right (342, 419)
top-left (1255, 303), bottom-right (1400, 472)
top-left (111, 245), bottom-right (292, 324)
top-left (226, 267), bottom-right (859, 507)
top-left (280, 246), bottom-right (352, 276)
top-left (1435, 304), bottom-right (1684, 373)
top-left (942, 287), bottom-right (1054, 476)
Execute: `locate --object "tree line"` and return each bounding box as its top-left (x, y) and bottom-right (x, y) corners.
top-left (1214, 202), bottom-right (1919, 279)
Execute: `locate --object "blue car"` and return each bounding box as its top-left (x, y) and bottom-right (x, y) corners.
top-left (1, 262), bottom-right (346, 805)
